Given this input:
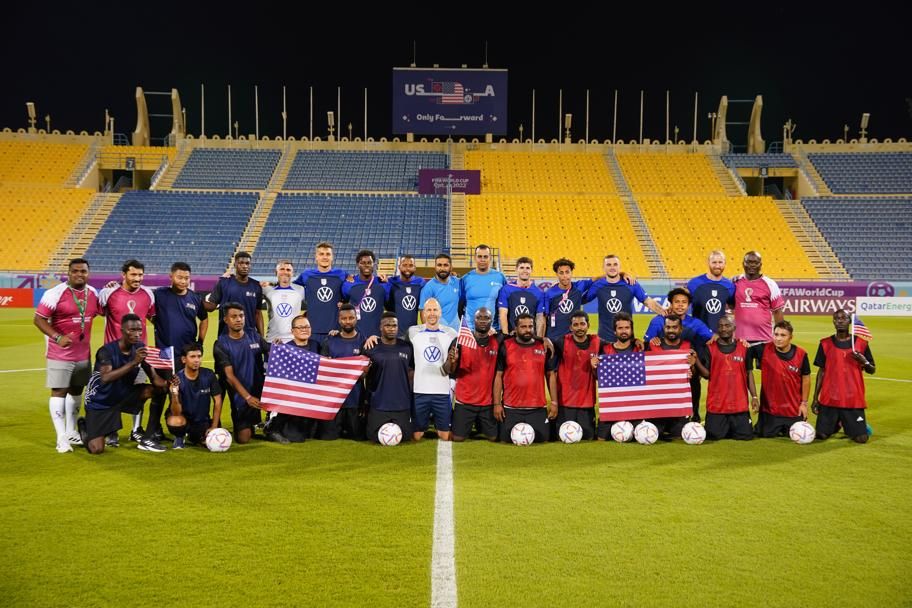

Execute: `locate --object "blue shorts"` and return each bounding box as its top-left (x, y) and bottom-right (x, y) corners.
top-left (413, 394), bottom-right (452, 432)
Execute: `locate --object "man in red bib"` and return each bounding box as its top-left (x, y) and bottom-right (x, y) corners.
top-left (548, 311), bottom-right (600, 440)
top-left (493, 313), bottom-right (554, 443)
top-left (751, 320), bottom-right (811, 438)
top-left (694, 316), bottom-right (757, 440)
top-left (813, 309), bottom-right (874, 443)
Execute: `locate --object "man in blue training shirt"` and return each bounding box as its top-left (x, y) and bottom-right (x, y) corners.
top-left (147, 261), bottom-right (208, 441)
top-left (213, 303), bottom-right (270, 444)
top-left (342, 249), bottom-right (388, 339)
top-left (585, 254), bottom-right (664, 342)
top-left (542, 257), bottom-right (594, 342)
top-left (364, 313), bottom-right (414, 443)
top-left (686, 250), bottom-right (735, 333)
top-left (204, 251), bottom-right (264, 337)
top-left (386, 254), bottom-right (426, 335)
top-left (497, 256), bottom-right (545, 336)
top-left (320, 304), bottom-right (368, 440)
top-left (419, 253), bottom-right (461, 330)
top-left (460, 244), bottom-right (506, 331)
top-left (292, 241), bottom-right (350, 344)
top-left (165, 342), bottom-right (223, 449)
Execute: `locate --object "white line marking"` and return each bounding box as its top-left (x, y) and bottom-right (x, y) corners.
top-left (0, 368), bottom-right (44, 373)
top-left (431, 440), bottom-right (457, 608)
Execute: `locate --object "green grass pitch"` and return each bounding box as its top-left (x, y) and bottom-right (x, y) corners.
top-left (0, 309), bottom-right (909, 607)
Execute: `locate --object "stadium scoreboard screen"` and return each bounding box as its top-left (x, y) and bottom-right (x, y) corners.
top-left (392, 67), bottom-right (507, 136)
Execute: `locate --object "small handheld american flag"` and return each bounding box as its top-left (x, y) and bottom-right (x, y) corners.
top-left (457, 316), bottom-right (477, 350)
top-left (145, 346), bottom-right (174, 371)
top-left (851, 314), bottom-right (872, 350)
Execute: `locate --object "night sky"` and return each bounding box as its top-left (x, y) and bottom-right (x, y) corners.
top-left (2, 3), bottom-right (909, 149)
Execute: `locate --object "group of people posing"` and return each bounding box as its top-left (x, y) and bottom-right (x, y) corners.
top-left (34, 243), bottom-right (875, 453)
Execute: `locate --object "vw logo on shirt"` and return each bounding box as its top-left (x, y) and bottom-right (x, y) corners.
top-left (514, 305), bottom-right (530, 316)
top-left (705, 298), bottom-right (723, 314)
top-left (276, 302), bottom-right (294, 317)
top-left (558, 299), bottom-right (575, 314)
top-left (360, 297), bottom-right (377, 313)
top-left (401, 295), bottom-right (417, 310)
top-left (424, 345), bottom-right (442, 362)
top-left (606, 298), bottom-right (622, 313)
top-left (316, 286), bottom-right (334, 302)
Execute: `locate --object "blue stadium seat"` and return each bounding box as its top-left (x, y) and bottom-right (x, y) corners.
top-left (282, 150), bottom-right (448, 191)
top-left (173, 148), bottom-right (281, 190)
top-left (85, 191), bottom-right (258, 274)
top-left (807, 153), bottom-right (912, 194)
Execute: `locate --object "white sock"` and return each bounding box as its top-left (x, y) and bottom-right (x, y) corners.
top-left (132, 413), bottom-right (142, 431)
top-left (65, 394), bottom-right (81, 435)
top-left (49, 397), bottom-right (66, 440)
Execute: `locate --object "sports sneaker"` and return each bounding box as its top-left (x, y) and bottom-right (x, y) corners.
top-left (172, 436), bottom-right (185, 450)
top-left (137, 437), bottom-right (166, 453)
top-left (105, 432), bottom-right (119, 447)
top-left (129, 426), bottom-right (146, 442)
top-left (56, 438), bottom-right (73, 453)
top-left (151, 429), bottom-right (169, 443)
top-left (77, 417), bottom-right (91, 452)
top-left (267, 431), bottom-right (291, 444)
top-left (66, 431), bottom-right (83, 446)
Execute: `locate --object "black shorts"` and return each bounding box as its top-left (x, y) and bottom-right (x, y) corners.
top-left (452, 403), bottom-right (498, 440)
top-left (271, 413), bottom-right (313, 443)
top-left (231, 403), bottom-right (262, 434)
top-left (704, 411), bottom-right (754, 440)
top-left (314, 407), bottom-right (367, 441)
top-left (367, 408), bottom-right (412, 444)
top-left (500, 407), bottom-right (549, 443)
top-left (554, 406), bottom-right (596, 440)
top-left (816, 405), bottom-right (868, 439)
top-left (647, 416), bottom-right (687, 439)
top-left (164, 408), bottom-right (211, 444)
top-left (84, 386), bottom-right (148, 440)
top-left (755, 411), bottom-right (803, 438)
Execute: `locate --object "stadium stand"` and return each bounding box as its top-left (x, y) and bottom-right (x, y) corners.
top-left (807, 152), bottom-right (912, 194)
top-left (84, 191), bottom-right (258, 274)
top-left (801, 197), bottom-right (912, 279)
top-left (0, 140), bottom-right (89, 185)
top-left (638, 196), bottom-right (820, 279)
top-left (283, 150), bottom-right (448, 191)
top-left (98, 145), bottom-right (175, 171)
top-left (466, 195), bottom-right (649, 278)
top-left (252, 193), bottom-right (448, 273)
top-left (172, 148), bottom-right (280, 190)
top-left (0, 186), bottom-right (94, 270)
top-left (721, 153), bottom-right (799, 169)
top-left (617, 152), bottom-right (728, 195)
top-left (464, 151), bottom-right (618, 194)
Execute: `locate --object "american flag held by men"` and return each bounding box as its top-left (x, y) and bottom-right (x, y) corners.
top-left (597, 351), bottom-right (692, 422)
top-left (261, 344), bottom-right (370, 420)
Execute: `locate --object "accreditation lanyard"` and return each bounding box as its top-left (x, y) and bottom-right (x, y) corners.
top-left (355, 276), bottom-right (376, 320)
top-left (68, 286), bottom-right (87, 341)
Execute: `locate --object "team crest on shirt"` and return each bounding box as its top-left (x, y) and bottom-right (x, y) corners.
top-left (361, 297), bottom-right (377, 312)
top-left (711, 289), bottom-right (718, 297)
top-left (321, 278), bottom-right (327, 285)
top-left (184, 302), bottom-right (197, 312)
top-left (610, 290), bottom-right (616, 297)
top-left (245, 291), bottom-right (255, 298)
top-left (424, 346), bottom-right (442, 362)
top-left (706, 298), bottom-right (723, 314)
top-left (200, 387), bottom-right (211, 395)
top-left (402, 295), bottom-right (417, 310)
top-left (316, 286), bottom-right (333, 302)
top-left (249, 343), bottom-right (260, 350)
top-left (406, 287), bottom-right (412, 294)
top-left (398, 352), bottom-right (409, 360)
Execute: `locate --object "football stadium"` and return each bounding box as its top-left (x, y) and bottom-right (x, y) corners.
top-left (1, 14), bottom-right (911, 608)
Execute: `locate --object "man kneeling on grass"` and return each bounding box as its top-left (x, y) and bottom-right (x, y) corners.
top-left (77, 314), bottom-right (172, 454)
top-left (165, 343), bottom-right (223, 449)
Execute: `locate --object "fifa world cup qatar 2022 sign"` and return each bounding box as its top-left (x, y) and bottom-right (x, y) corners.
top-left (393, 68), bottom-right (507, 136)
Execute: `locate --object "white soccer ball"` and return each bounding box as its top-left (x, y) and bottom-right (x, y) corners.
top-left (789, 421), bottom-right (816, 444)
top-left (610, 421), bottom-right (634, 443)
top-left (510, 422), bottom-right (535, 446)
top-left (681, 421), bottom-right (707, 445)
top-left (558, 421), bottom-right (583, 444)
top-left (378, 422), bottom-right (403, 446)
top-left (205, 428), bottom-right (232, 452)
top-left (633, 421), bottom-right (659, 445)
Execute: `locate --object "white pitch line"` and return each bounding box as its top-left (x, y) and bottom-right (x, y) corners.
top-left (431, 440), bottom-right (457, 608)
top-left (0, 368), bottom-right (44, 373)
